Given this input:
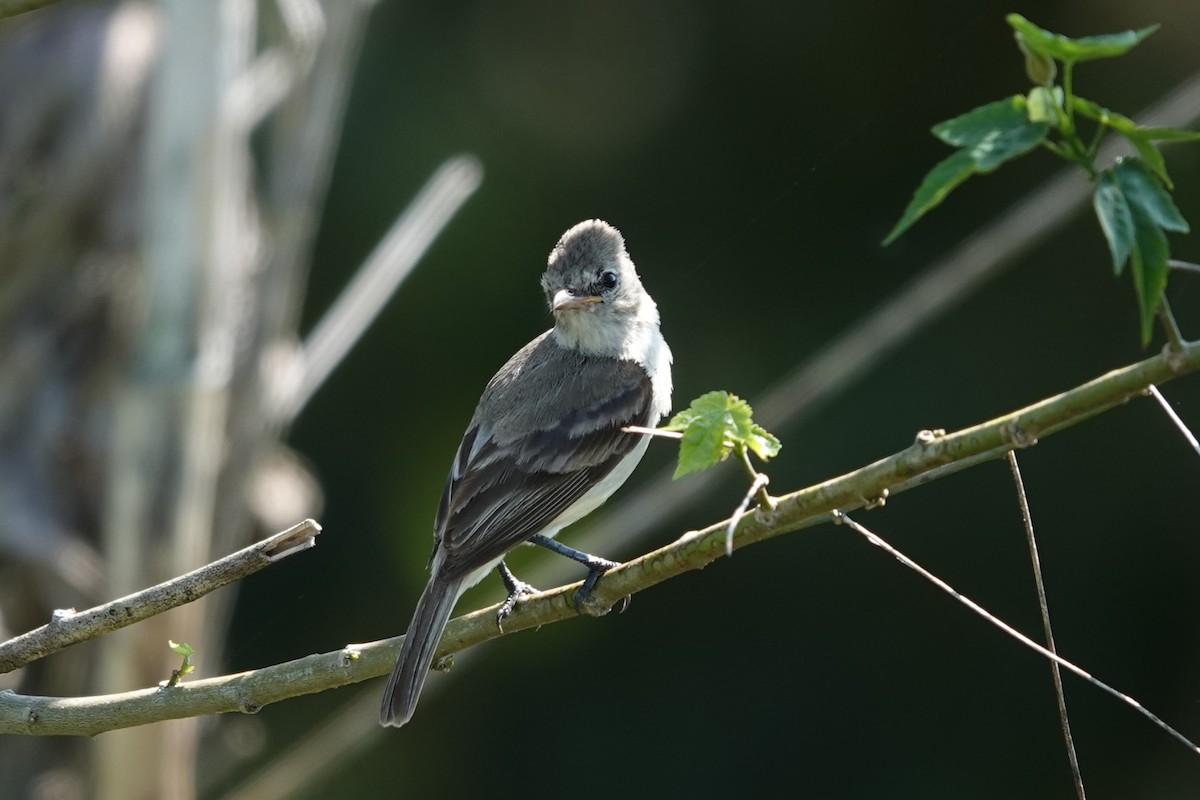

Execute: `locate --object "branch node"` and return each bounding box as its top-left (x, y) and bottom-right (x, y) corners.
top-left (262, 518), bottom-right (322, 561)
top-left (1001, 420), bottom-right (1038, 448)
top-left (50, 608), bottom-right (77, 624)
top-left (341, 648), bottom-right (361, 666)
top-left (1163, 341), bottom-right (1188, 372)
top-left (432, 654), bottom-right (454, 673)
top-left (914, 428), bottom-right (946, 447)
top-left (239, 698), bottom-right (262, 715)
top-left (863, 488), bottom-right (890, 509)
top-left (753, 501), bottom-right (779, 526)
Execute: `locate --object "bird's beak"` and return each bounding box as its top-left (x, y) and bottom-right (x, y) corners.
top-left (552, 289), bottom-right (602, 312)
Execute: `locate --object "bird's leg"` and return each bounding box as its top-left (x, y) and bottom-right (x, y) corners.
top-left (528, 534), bottom-right (631, 615)
top-left (495, 561), bottom-right (538, 631)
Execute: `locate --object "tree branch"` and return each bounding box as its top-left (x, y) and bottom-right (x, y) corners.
top-left (0, 519), bottom-right (321, 675)
top-left (284, 154), bottom-right (483, 419)
top-left (0, 0), bottom-right (58, 22)
top-left (3, 340), bottom-right (1199, 735)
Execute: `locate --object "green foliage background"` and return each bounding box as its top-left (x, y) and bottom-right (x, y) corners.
top-left (219, 1), bottom-right (1200, 797)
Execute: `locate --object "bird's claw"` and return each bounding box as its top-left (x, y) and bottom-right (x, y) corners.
top-left (570, 557), bottom-right (631, 616)
top-left (495, 562), bottom-right (539, 631)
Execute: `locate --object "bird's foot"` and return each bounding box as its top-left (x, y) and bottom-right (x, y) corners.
top-left (572, 556), bottom-right (631, 617)
top-left (495, 561), bottom-right (539, 631)
top-left (528, 534), bottom-right (631, 616)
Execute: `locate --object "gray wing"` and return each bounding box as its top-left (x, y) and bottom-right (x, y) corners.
top-left (431, 334), bottom-right (653, 581)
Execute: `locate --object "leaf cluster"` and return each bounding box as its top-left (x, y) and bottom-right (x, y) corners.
top-left (660, 391), bottom-right (780, 479)
top-left (885, 14), bottom-right (1200, 344)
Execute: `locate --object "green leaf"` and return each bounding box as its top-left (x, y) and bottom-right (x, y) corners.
top-left (883, 150), bottom-right (975, 245)
top-left (885, 97), bottom-right (1048, 245)
top-left (674, 418), bottom-right (730, 478)
top-left (1026, 87), bottom-right (1062, 125)
top-left (167, 639), bottom-right (195, 686)
top-left (746, 425), bottom-right (782, 462)
top-left (1007, 14), bottom-right (1158, 64)
top-left (1126, 133), bottom-right (1172, 188)
top-left (661, 391), bottom-right (781, 479)
top-left (1113, 158), bottom-right (1189, 233)
top-left (1128, 209), bottom-right (1170, 345)
top-left (1093, 171), bottom-right (1133, 275)
top-left (1135, 126), bottom-right (1200, 142)
top-left (1069, 98), bottom-right (1199, 187)
top-left (1070, 96), bottom-right (1136, 132)
top-left (932, 96), bottom-right (1048, 166)
top-left (168, 640), bottom-right (194, 657)
top-left (1093, 158), bottom-right (1187, 344)
top-left (1067, 100), bottom-right (1200, 144)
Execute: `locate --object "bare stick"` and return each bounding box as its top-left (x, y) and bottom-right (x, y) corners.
top-left (834, 512), bottom-right (1200, 757)
top-left (1169, 259), bottom-right (1200, 275)
top-left (1157, 296), bottom-right (1187, 353)
top-left (1146, 384), bottom-right (1200, 457)
top-left (621, 425), bottom-right (682, 440)
top-left (0, 519), bottom-right (321, 674)
top-left (725, 470), bottom-right (770, 558)
top-left (286, 155), bottom-right (483, 416)
top-left (726, 446), bottom-right (773, 556)
top-left (1007, 452), bottom-right (1085, 800)
top-left (0, 0), bottom-right (58, 21)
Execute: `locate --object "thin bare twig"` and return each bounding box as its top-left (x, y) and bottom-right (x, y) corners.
top-left (1169, 259), bottom-right (1200, 275)
top-left (1158, 296), bottom-right (1186, 353)
top-left (1146, 385), bottom-right (1200, 457)
top-left (0, 0), bottom-right (57, 22)
top-left (725, 446), bottom-right (774, 556)
top-left (1007, 452), bottom-right (1085, 800)
top-left (726, 470), bottom-right (770, 557)
top-left (621, 425), bottom-right (682, 440)
top-left (0, 520), bottom-right (321, 674)
top-left (285, 155), bottom-right (483, 417)
top-left (834, 512), bottom-right (1200, 757)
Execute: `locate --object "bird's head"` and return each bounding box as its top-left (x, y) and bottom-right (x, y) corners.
top-left (541, 220), bottom-right (658, 354)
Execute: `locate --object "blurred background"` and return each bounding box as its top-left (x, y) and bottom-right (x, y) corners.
top-left (2, 0), bottom-right (1200, 798)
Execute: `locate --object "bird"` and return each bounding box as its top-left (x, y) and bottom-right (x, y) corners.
top-left (379, 219), bottom-right (672, 728)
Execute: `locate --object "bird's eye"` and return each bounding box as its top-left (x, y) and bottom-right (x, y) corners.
top-left (598, 270), bottom-right (618, 290)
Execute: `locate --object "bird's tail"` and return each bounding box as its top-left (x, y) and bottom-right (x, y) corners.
top-left (379, 575), bottom-right (464, 727)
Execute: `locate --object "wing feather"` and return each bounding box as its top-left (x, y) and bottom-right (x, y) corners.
top-left (431, 336), bottom-right (654, 581)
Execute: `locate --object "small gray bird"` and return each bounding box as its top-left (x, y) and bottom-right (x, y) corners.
top-left (380, 219), bottom-right (672, 727)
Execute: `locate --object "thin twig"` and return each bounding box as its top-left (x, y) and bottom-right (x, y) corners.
top-left (286, 155), bottom-right (483, 417)
top-left (1169, 259), bottom-right (1200, 275)
top-left (223, 0), bottom-right (325, 133)
top-left (622, 425), bottom-right (683, 440)
top-left (1146, 385), bottom-right (1200, 457)
top-left (0, 0), bottom-right (57, 21)
top-left (1157, 295), bottom-right (1186, 353)
top-left (726, 468), bottom-right (770, 557)
top-left (0, 520), bottom-right (321, 674)
top-left (724, 446), bottom-right (775, 556)
top-left (834, 512), bottom-right (1200, 757)
top-left (1007, 452), bottom-right (1085, 800)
